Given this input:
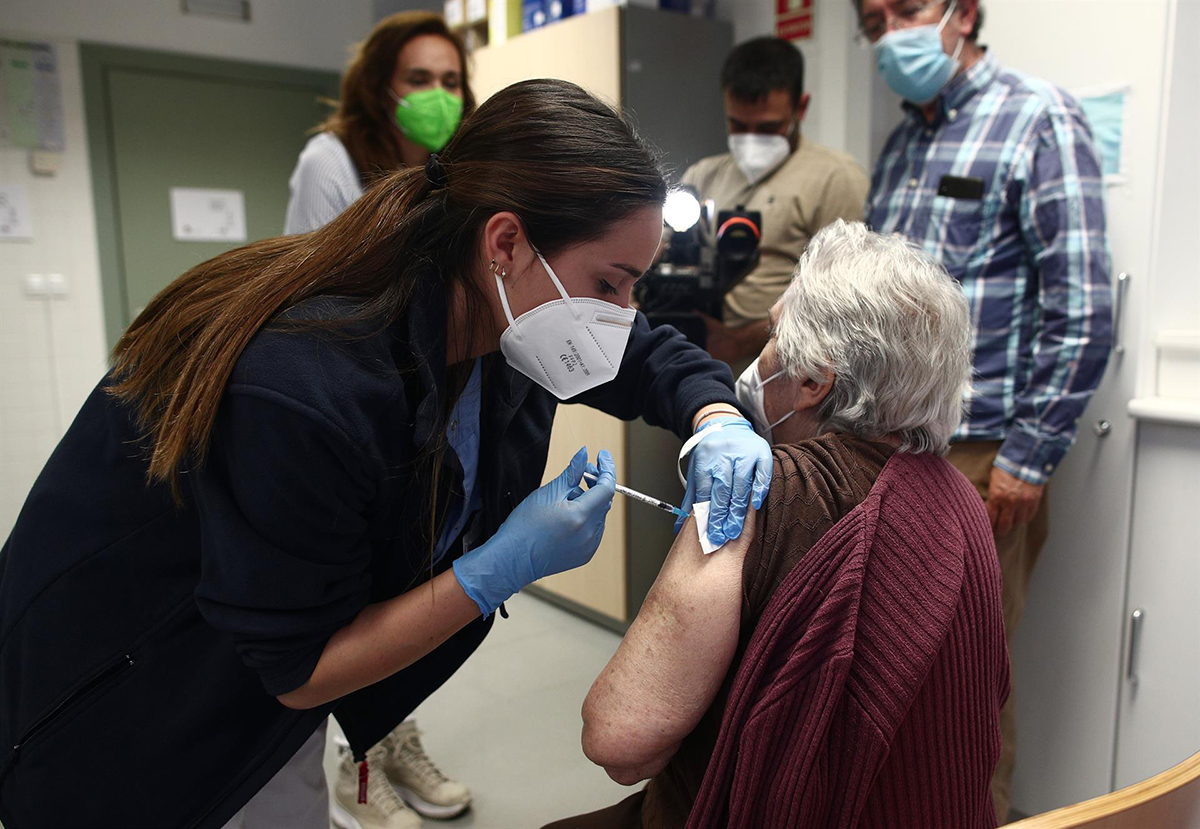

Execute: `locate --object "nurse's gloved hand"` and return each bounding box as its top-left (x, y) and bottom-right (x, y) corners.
top-left (676, 416), bottom-right (772, 547)
top-left (453, 447), bottom-right (616, 617)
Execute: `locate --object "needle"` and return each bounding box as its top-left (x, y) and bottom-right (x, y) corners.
top-left (583, 472), bottom-right (689, 519)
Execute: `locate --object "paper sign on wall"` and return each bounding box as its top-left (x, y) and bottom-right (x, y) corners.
top-left (776, 0), bottom-right (814, 41)
top-left (169, 187), bottom-right (247, 242)
top-left (1076, 83), bottom-right (1130, 186)
top-left (0, 183), bottom-right (34, 239)
top-left (0, 41), bottom-right (64, 151)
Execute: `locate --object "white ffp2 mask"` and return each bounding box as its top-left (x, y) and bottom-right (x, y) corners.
top-left (735, 357), bottom-right (793, 443)
top-left (728, 124), bottom-right (794, 185)
top-left (496, 250), bottom-right (636, 400)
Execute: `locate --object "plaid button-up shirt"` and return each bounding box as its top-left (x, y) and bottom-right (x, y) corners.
top-left (867, 53), bottom-right (1112, 485)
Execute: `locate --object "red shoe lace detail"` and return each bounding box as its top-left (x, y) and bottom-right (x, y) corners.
top-left (357, 758), bottom-right (369, 804)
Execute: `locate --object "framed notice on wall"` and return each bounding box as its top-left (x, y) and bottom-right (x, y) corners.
top-left (169, 187), bottom-right (247, 242)
top-left (776, 0), bottom-right (814, 40)
top-left (0, 41), bottom-right (64, 150)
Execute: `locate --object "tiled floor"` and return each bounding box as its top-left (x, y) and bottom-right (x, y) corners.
top-left (322, 591), bottom-right (633, 828)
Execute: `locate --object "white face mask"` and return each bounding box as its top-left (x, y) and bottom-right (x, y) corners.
top-left (728, 122), bottom-right (795, 185)
top-left (735, 356), bottom-right (794, 443)
top-left (495, 249), bottom-right (637, 401)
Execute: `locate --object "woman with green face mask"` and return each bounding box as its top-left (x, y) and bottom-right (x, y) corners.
top-left (284, 11), bottom-right (474, 237)
top-left (391, 85), bottom-right (464, 157)
top-left (281, 11), bottom-right (474, 828)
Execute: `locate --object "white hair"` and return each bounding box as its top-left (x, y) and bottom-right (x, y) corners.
top-left (773, 220), bottom-right (973, 455)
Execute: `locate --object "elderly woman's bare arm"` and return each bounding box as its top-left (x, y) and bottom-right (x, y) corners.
top-left (580, 509), bottom-right (756, 784)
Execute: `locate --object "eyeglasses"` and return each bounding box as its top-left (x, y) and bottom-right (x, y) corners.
top-left (855, 0), bottom-right (947, 45)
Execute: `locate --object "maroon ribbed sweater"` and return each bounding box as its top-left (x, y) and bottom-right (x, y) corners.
top-left (686, 451), bottom-right (1008, 829)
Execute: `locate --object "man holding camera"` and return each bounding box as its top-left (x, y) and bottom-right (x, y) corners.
top-left (681, 37), bottom-right (869, 367)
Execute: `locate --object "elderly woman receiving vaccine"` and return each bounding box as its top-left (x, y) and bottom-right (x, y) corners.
top-left (547, 220), bottom-right (1008, 829)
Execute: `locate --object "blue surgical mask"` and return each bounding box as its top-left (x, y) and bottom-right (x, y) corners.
top-left (874, 1), bottom-right (964, 105)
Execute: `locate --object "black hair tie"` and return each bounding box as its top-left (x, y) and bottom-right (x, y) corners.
top-left (425, 153), bottom-right (449, 190)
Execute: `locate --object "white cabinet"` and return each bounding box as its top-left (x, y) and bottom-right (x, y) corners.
top-left (1116, 419), bottom-right (1200, 789)
top-left (1114, 0), bottom-right (1200, 789)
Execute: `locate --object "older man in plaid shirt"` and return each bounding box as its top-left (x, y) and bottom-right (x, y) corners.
top-left (859, 0), bottom-right (1112, 819)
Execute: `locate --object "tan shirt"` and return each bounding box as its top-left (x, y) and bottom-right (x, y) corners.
top-left (681, 137), bottom-right (869, 326)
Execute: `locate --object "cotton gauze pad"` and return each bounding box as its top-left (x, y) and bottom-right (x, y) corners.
top-left (690, 501), bottom-right (726, 555)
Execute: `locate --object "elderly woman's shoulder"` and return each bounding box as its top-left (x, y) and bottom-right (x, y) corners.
top-left (775, 437), bottom-right (990, 530)
top-left (765, 436), bottom-right (989, 544)
top-left (772, 432), bottom-right (895, 473)
top-left (767, 433), bottom-right (896, 506)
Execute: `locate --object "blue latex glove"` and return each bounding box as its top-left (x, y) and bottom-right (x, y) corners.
top-left (453, 447), bottom-right (616, 616)
top-left (675, 416), bottom-right (772, 546)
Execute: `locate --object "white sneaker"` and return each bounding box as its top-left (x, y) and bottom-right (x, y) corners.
top-left (331, 743), bottom-right (423, 829)
top-left (381, 720), bottom-right (471, 819)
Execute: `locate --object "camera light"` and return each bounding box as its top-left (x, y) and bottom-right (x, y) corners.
top-left (663, 189), bottom-right (701, 233)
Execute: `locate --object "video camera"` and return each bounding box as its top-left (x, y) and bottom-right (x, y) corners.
top-left (634, 189), bottom-right (762, 350)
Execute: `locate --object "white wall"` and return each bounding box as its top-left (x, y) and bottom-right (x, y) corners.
top-left (374, 0), bottom-right (443, 19)
top-left (0, 0), bottom-right (374, 538)
top-left (0, 42), bottom-right (107, 536)
top-left (714, 0), bottom-right (774, 43)
top-left (1, 0), bottom-right (372, 72)
top-left (1139, 0), bottom-right (1200, 396)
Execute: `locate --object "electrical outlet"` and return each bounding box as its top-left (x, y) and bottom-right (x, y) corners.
top-left (45, 273), bottom-right (68, 297)
top-left (29, 151), bottom-right (62, 176)
top-left (23, 273), bottom-right (47, 296)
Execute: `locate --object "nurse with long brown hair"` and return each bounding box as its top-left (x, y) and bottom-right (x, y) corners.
top-left (0, 81), bottom-right (772, 829)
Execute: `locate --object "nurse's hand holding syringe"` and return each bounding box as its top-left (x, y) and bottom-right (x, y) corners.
top-left (583, 468), bottom-right (688, 519)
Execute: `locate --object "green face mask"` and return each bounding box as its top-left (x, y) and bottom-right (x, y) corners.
top-left (392, 87), bottom-right (463, 152)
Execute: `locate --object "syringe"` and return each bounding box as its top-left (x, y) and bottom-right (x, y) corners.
top-left (583, 472), bottom-right (689, 519)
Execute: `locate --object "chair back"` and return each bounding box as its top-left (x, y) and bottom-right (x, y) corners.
top-left (1004, 752), bottom-right (1200, 829)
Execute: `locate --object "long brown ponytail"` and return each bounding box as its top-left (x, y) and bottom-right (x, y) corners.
top-left (109, 79), bottom-right (667, 494)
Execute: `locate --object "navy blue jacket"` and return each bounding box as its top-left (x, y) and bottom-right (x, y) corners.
top-left (0, 283), bottom-right (740, 829)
